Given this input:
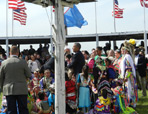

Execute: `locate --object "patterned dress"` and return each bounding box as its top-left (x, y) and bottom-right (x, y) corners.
top-left (94, 96), bottom-right (111, 114)
top-left (77, 74), bottom-right (91, 108)
top-left (120, 54), bottom-right (138, 107)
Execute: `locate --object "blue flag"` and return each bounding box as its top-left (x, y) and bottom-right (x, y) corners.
top-left (64, 5), bottom-right (88, 28)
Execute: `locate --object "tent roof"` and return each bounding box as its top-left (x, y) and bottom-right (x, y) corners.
top-left (0, 31), bottom-right (146, 45)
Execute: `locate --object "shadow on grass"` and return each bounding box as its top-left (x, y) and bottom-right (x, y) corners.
top-left (135, 105), bottom-right (148, 114)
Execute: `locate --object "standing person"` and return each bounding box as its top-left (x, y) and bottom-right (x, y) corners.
top-left (77, 65), bottom-right (91, 113)
top-left (113, 49), bottom-right (122, 74)
top-left (28, 55), bottom-right (41, 74)
top-left (28, 45), bottom-right (36, 56)
top-left (135, 48), bottom-right (147, 96)
top-left (82, 50), bottom-right (89, 64)
top-left (68, 43), bottom-right (85, 77)
top-left (95, 46), bottom-right (105, 66)
top-left (120, 44), bottom-right (138, 108)
top-left (0, 45), bottom-right (31, 114)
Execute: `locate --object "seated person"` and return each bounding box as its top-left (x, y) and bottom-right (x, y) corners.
top-left (36, 91), bottom-right (51, 114)
top-left (40, 69), bottom-right (54, 96)
top-left (94, 89), bottom-right (111, 114)
top-left (48, 84), bottom-right (55, 114)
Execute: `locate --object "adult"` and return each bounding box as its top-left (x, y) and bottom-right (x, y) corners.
top-left (28, 55), bottom-right (41, 73)
top-left (37, 44), bottom-right (43, 56)
top-left (0, 45), bottom-right (31, 114)
top-left (68, 43), bottom-right (85, 77)
top-left (82, 50), bottom-right (89, 64)
top-left (105, 58), bottom-right (116, 88)
top-left (120, 45), bottom-right (138, 107)
top-left (41, 43), bottom-right (50, 59)
top-left (28, 45), bottom-right (35, 55)
top-left (95, 46), bottom-right (105, 66)
top-left (113, 49), bottom-right (122, 74)
top-left (65, 54), bottom-right (72, 67)
top-left (135, 48), bottom-right (147, 96)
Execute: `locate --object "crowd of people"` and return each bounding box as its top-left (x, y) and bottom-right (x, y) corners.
top-left (0, 39), bottom-right (147, 114)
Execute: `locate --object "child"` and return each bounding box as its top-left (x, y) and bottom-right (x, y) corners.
top-left (48, 84), bottom-right (55, 114)
top-left (111, 78), bottom-right (125, 113)
top-left (94, 89), bottom-right (111, 114)
top-left (77, 65), bottom-right (91, 113)
top-left (32, 71), bottom-right (40, 87)
top-left (111, 79), bottom-right (137, 114)
top-left (40, 69), bottom-right (54, 94)
top-left (65, 73), bottom-right (77, 114)
top-left (0, 96), bottom-right (7, 114)
top-left (36, 91), bottom-right (51, 114)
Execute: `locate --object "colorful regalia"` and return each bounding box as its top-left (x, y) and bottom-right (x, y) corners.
top-left (120, 54), bottom-right (138, 107)
top-left (97, 78), bottom-right (113, 98)
top-left (94, 96), bottom-right (111, 114)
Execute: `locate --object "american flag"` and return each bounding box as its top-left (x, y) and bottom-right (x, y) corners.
top-left (9, 0), bottom-right (27, 25)
top-left (112, 0), bottom-right (124, 18)
top-left (140, 0), bottom-right (148, 8)
top-left (8, 0), bottom-right (18, 9)
top-left (13, 9), bottom-right (27, 25)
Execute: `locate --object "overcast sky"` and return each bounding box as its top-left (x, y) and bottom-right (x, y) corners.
top-left (0, 0), bottom-right (147, 52)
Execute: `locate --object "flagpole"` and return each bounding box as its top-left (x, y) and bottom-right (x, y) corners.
top-left (50, 6), bottom-right (53, 56)
top-left (95, 1), bottom-right (99, 47)
top-left (12, 10), bottom-right (14, 37)
top-left (113, 0), bottom-right (116, 32)
top-left (6, 0), bottom-right (9, 58)
top-left (143, 0), bottom-right (147, 55)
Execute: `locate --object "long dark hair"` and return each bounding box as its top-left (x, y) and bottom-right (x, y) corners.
top-left (82, 65), bottom-right (89, 80)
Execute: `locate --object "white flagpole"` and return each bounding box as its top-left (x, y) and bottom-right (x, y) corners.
top-left (12, 10), bottom-right (14, 37)
top-left (143, 0), bottom-right (147, 55)
top-left (50, 6), bottom-right (54, 56)
top-left (95, 1), bottom-right (99, 47)
top-left (6, 0), bottom-right (9, 58)
top-left (113, 0), bottom-right (116, 32)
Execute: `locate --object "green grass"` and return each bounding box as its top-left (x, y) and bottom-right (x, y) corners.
top-left (0, 93), bottom-right (2, 108)
top-left (135, 90), bottom-right (148, 114)
top-left (0, 91), bottom-right (148, 113)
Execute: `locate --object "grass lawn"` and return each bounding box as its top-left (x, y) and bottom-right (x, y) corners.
top-left (0, 93), bottom-right (2, 108)
top-left (135, 90), bottom-right (148, 114)
top-left (0, 91), bottom-right (148, 113)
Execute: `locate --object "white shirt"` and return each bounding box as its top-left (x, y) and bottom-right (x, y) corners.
top-left (135, 54), bottom-right (139, 66)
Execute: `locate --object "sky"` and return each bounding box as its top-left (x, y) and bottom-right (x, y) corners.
top-left (0, 0), bottom-right (148, 52)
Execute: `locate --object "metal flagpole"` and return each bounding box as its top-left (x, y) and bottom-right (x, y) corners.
top-left (95, 1), bottom-right (99, 47)
top-left (113, 0), bottom-right (116, 32)
top-left (54, 0), bottom-right (66, 114)
top-left (6, 0), bottom-right (9, 58)
top-left (143, 0), bottom-right (147, 55)
top-left (50, 6), bottom-right (54, 56)
top-left (12, 10), bottom-right (14, 37)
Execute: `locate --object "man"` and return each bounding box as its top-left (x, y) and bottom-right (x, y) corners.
top-left (0, 45), bottom-right (31, 114)
top-left (135, 48), bottom-right (147, 96)
top-left (68, 43), bottom-right (85, 76)
top-left (28, 45), bottom-right (35, 55)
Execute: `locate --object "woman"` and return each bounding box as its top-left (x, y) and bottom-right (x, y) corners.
top-left (113, 49), bottom-right (122, 74)
top-left (120, 44), bottom-right (138, 108)
top-left (105, 58), bottom-right (116, 87)
top-left (77, 65), bottom-right (91, 113)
